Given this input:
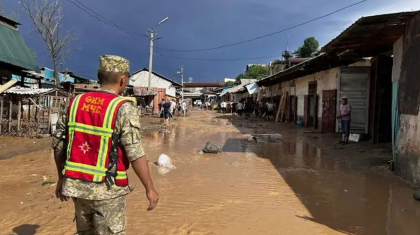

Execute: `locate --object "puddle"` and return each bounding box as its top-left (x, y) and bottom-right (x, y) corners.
top-left (142, 126), bottom-right (420, 235)
top-left (1, 112), bottom-right (420, 234)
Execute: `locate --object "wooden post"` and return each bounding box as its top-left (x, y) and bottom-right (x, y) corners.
top-left (17, 96), bottom-right (21, 132)
top-left (45, 96), bottom-right (51, 135)
top-left (0, 97), bottom-right (3, 134)
top-left (8, 100), bottom-right (12, 133)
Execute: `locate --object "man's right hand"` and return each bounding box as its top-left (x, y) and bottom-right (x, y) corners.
top-left (146, 189), bottom-right (159, 211)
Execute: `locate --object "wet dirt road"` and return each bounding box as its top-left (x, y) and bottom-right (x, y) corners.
top-left (1, 111), bottom-right (420, 235)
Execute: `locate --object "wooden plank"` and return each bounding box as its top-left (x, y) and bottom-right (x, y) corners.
top-left (47, 97), bottom-right (51, 135)
top-left (0, 97), bottom-right (3, 134)
top-left (8, 100), bottom-right (12, 133)
top-left (275, 93), bottom-right (287, 122)
top-left (275, 94), bottom-right (282, 122)
top-left (17, 97), bottom-right (21, 132)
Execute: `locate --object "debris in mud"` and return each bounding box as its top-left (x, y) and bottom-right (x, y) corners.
top-left (156, 154), bottom-right (176, 175)
top-left (42, 181), bottom-right (55, 186)
top-left (157, 154), bottom-right (176, 169)
top-left (413, 190), bottom-right (420, 201)
top-left (202, 142), bottom-right (222, 153)
top-left (245, 134), bottom-right (282, 143)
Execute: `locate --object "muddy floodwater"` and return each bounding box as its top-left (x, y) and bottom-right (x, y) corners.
top-left (1, 111), bottom-right (420, 235)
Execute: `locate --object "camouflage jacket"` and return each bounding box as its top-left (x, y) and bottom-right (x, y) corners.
top-left (52, 88), bottom-right (145, 200)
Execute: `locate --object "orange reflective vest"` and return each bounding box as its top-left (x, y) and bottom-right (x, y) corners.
top-left (63, 92), bottom-right (130, 186)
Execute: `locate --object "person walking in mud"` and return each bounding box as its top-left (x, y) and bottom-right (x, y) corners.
top-left (163, 99), bottom-right (171, 124)
top-left (52, 55), bottom-right (159, 235)
top-left (337, 96), bottom-right (352, 144)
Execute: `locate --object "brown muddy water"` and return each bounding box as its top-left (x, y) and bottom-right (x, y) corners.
top-left (1, 111), bottom-right (420, 235)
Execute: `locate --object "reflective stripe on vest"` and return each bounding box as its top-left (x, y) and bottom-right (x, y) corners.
top-left (64, 94), bottom-right (129, 182)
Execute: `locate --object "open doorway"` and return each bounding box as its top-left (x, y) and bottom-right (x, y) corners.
top-left (369, 56), bottom-right (393, 143)
top-left (304, 81), bottom-right (318, 128)
top-left (287, 95), bottom-right (297, 123)
top-left (321, 90), bottom-right (336, 132)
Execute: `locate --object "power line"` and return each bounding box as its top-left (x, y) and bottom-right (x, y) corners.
top-left (66, 0), bottom-right (367, 54)
top-left (66, 0), bottom-right (144, 37)
top-left (157, 0), bottom-right (367, 52)
top-left (157, 54), bottom-right (282, 61)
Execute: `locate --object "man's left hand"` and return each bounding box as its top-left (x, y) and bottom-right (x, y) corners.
top-left (55, 177), bottom-right (69, 202)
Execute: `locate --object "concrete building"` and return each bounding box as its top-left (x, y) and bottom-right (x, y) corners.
top-left (129, 68), bottom-right (180, 98)
top-left (256, 11), bottom-right (420, 184)
top-left (129, 68), bottom-right (180, 114)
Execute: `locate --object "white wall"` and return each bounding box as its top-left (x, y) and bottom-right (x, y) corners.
top-left (291, 61), bottom-right (371, 118)
top-left (129, 71), bottom-right (177, 97)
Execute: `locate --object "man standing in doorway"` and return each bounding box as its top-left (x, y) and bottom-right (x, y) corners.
top-left (337, 96), bottom-right (352, 144)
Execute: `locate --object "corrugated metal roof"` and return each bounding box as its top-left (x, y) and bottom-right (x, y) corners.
top-left (0, 16), bottom-right (39, 72)
top-left (322, 11), bottom-right (419, 55)
top-left (4, 86), bottom-right (54, 95)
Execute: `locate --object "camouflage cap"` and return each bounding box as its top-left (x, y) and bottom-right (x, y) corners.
top-left (98, 55), bottom-right (130, 74)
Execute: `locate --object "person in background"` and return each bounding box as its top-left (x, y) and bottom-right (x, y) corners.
top-left (254, 100), bottom-right (260, 117)
top-left (170, 100), bottom-right (176, 117)
top-left (221, 101), bottom-right (227, 113)
top-left (158, 99), bottom-right (165, 118)
top-left (266, 101), bottom-right (274, 120)
top-left (162, 99), bottom-right (171, 124)
top-left (236, 101), bottom-right (244, 116)
top-left (200, 102), bottom-right (204, 112)
top-left (177, 102), bottom-right (182, 117)
top-left (181, 100), bottom-right (187, 117)
top-left (337, 96), bottom-right (352, 144)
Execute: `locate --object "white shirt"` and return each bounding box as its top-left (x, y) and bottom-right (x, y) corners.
top-left (267, 103), bottom-right (274, 111)
top-left (221, 102), bottom-right (227, 108)
top-left (181, 102), bottom-right (187, 110)
top-left (237, 103), bottom-right (243, 110)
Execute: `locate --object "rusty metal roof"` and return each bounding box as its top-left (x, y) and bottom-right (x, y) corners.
top-left (322, 11), bottom-right (419, 55)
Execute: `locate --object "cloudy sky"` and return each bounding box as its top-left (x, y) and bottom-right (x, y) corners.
top-left (4, 0), bottom-right (420, 82)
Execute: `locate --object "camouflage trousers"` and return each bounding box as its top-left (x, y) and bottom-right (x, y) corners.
top-left (72, 196), bottom-right (126, 235)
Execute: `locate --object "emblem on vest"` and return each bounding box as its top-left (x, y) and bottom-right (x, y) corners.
top-left (79, 141), bottom-right (91, 154)
top-left (81, 96), bottom-right (106, 114)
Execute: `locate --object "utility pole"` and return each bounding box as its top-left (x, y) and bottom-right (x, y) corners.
top-left (146, 17), bottom-right (169, 95)
top-left (147, 29), bottom-right (154, 94)
top-left (181, 65), bottom-right (184, 101)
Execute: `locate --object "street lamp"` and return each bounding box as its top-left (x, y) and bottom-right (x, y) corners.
top-left (147, 17), bottom-right (169, 94)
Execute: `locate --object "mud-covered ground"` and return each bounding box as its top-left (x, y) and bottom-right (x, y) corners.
top-left (1, 110), bottom-right (420, 235)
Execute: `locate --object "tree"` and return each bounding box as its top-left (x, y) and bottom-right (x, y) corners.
top-left (293, 37), bottom-right (319, 58)
top-left (224, 81), bottom-right (235, 87)
top-left (22, 0), bottom-right (76, 85)
top-left (235, 65), bottom-right (269, 82)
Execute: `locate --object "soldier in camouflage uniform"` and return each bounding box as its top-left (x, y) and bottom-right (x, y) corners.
top-left (52, 55), bottom-right (159, 235)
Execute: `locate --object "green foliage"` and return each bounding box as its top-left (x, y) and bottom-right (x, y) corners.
top-left (235, 65), bottom-right (269, 81)
top-left (224, 81), bottom-right (235, 87)
top-left (235, 73), bottom-right (247, 80)
top-left (271, 63), bottom-right (285, 74)
top-left (293, 37), bottom-right (319, 57)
